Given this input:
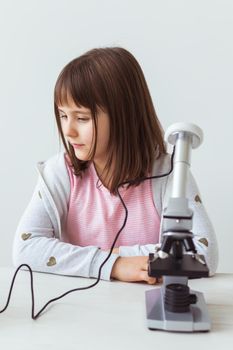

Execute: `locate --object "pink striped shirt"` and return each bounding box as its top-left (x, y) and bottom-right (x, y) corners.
top-left (64, 154), bottom-right (160, 250)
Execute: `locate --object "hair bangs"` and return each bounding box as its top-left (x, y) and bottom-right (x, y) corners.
top-left (54, 60), bottom-right (105, 113)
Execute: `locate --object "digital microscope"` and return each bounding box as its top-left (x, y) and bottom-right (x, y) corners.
top-left (146, 123), bottom-right (210, 332)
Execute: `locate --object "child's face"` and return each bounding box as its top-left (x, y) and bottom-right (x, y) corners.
top-left (58, 97), bottom-right (110, 170)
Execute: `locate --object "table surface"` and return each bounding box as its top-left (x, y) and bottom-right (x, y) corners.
top-left (0, 267), bottom-right (233, 350)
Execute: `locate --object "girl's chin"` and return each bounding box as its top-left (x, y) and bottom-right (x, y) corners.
top-left (74, 149), bottom-right (90, 161)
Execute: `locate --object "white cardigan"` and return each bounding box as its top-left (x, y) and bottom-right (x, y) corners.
top-left (12, 151), bottom-right (218, 280)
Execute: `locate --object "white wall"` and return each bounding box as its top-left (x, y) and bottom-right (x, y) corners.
top-left (0, 0), bottom-right (232, 272)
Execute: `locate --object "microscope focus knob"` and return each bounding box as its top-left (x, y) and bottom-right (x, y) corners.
top-left (165, 122), bottom-right (203, 149)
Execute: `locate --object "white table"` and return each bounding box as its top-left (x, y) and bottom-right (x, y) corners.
top-left (0, 267), bottom-right (233, 350)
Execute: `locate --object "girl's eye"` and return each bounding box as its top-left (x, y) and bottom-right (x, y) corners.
top-left (59, 115), bottom-right (89, 122)
top-left (77, 118), bottom-right (90, 122)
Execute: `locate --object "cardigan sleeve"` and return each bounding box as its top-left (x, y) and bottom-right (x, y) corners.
top-left (12, 179), bottom-right (119, 281)
top-left (181, 171), bottom-right (219, 276)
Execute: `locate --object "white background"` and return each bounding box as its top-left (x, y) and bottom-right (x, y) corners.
top-left (0, 0), bottom-right (232, 272)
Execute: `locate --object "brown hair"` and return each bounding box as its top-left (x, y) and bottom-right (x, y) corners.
top-left (54, 47), bottom-right (166, 194)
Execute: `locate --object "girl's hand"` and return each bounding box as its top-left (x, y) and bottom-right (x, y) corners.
top-left (110, 256), bottom-right (160, 284)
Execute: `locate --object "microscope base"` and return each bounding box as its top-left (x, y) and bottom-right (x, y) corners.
top-left (145, 287), bottom-right (211, 332)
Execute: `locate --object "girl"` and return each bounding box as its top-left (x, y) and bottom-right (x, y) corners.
top-left (12, 47), bottom-right (218, 284)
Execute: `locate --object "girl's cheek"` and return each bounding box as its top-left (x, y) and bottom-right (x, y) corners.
top-left (87, 124), bottom-right (95, 144)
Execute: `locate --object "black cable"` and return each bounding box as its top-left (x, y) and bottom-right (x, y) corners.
top-left (0, 147), bottom-right (175, 320)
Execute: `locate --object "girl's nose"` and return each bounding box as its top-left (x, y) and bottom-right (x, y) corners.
top-left (64, 121), bottom-right (79, 138)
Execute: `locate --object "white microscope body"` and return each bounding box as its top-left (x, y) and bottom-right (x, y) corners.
top-left (145, 123), bottom-right (210, 332)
